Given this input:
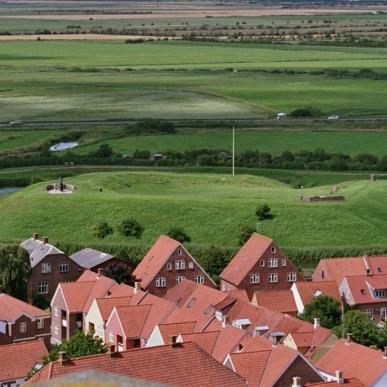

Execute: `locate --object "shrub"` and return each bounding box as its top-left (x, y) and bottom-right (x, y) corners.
top-left (118, 218), bottom-right (143, 239)
top-left (238, 224), bottom-right (255, 245)
top-left (92, 221), bottom-right (113, 239)
top-left (289, 107), bottom-right (322, 118)
top-left (167, 227), bottom-right (191, 243)
top-left (256, 203), bottom-right (274, 221)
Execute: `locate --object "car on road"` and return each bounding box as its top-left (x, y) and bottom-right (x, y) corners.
top-left (327, 115), bottom-right (340, 121)
top-left (276, 112), bottom-right (288, 120)
top-left (9, 120), bottom-right (23, 126)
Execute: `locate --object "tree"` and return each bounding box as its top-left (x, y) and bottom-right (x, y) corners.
top-left (167, 227), bottom-right (191, 243)
top-left (238, 224), bottom-right (255, 246)
top-left (104, 264), bottom-right (135, 286)
top-left (255, 203), bottom-right (274, 221)
top-left (334, 310), bottom-right (387, 349)
top-left (92, 221), bottom-right (113, 239)
top-left (92, 144), bottom-right (113, 158)
top-left (118, 218), bottom-right (143, 239)
top-left (31, 293), bottom-right (50, 310)
top-left (300, 295), bottom-right (341, 329)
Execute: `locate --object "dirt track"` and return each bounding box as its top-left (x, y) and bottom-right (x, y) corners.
top-left (0, 34), bottom-right (162, 41)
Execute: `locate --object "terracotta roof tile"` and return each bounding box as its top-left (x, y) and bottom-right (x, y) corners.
top-left (0, 340), bottom-right (48, 381)
top-left (293, 281), bottom-right (341, 305)
top-left (306, 378), bottom-right (366, 387)
top-left (95, 297), bottom-right (133, 322)
top-left (220, 233), bottom-right (273, 286)
top-left (115, 305), bottom-right (152, 338)
top-left (316, 339), bottom-right (387, 386)
top-left (178, 331), bottom-right (220, 355)
top-left (27, 342), bottom-right (247, 386)
top-left (133, 235), bottom-right (180, 288)
top-left (253, 290), bottom-right (298, 313)
top-left (157, 321), bottom-right (196, 344)
top-left (0, 293), bottom-right (49, 321)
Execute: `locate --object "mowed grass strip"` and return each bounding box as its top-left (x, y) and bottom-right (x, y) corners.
top-left (0, 171), bottom-right (385, 252)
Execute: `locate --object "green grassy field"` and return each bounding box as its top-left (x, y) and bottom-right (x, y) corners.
top-left (0, 171), bottom-right (385, 254)
top-left (1, 41), bottom-right (387, 120)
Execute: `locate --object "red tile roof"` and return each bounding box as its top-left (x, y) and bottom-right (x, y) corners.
top-left (157, 321), bottom-right (196, 344)
top-left (316, 339), bottom-right (387, 386)
top-left (114, 305), bottom-right (152, 338)
top-left (224, 290), bottom-right (250, 303)
top-left (306, 378), bottom-right (366, 387)
top-left (164, 279), bottom-right (200, 307)
top-left (293, 281), bottom-right (341, 305)
top-left (95, 297), bottom-right (133, 322)
top-left (313, 256), bottom-right (387, 284)
top-left (0, 293), bottom-right (49, 322)
top-left (178, 331), bottom-right (220, 355)
top-left (253, 290), bottom-right (298, 314)
top-left (220, 233), bottom-right (273, 286)
top-left (27, 342), bottom-right (247, 387)
top-left (0, 340), bottom-right (48, 382)
top-left (133, 235), bottom-right (180, 288)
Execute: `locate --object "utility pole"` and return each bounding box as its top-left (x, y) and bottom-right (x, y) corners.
top-left (232, 126), bottom-right (235, 176)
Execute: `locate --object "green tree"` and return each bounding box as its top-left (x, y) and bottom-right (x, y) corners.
top-left (238, 224), bottom-right (255, 246)
top-left (31, 293), bottom-right (50, 310)
top-left (118, 218), bottom-right (143, 239)
top-left (334, 310), bottom-right (387, 349)
top-left (300, 295), bottom-right (341, 329)
top-left (167, 226), bottom-right (191, 243)
top-left (92, 221), bottom-right (113, 239)
top-left (104, 264), bottom-right (135, 286)
top-left (255, 203), bottom-right (274, 221)
top-left (92, 144), bottom-right (114, 158)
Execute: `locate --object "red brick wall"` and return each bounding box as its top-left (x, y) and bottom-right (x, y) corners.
top-left (357, 302), bottom-right (387, 322)
top-left (144, 247), bottom-right (215, 297)
top-left (221, 242), bottom-right (303, 298)
top-left (28, 254), bottom-right (83, 300)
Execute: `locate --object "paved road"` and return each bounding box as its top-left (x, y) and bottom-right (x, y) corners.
top-left (2, 116), bottom-right (387, 127)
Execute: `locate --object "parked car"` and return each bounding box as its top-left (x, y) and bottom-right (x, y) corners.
top-left (327, 115), bottom-right (340, 121)
top-left (276, 112), bottom-right (288, 120)
top-left (9, 119), bottom-right (23, 126)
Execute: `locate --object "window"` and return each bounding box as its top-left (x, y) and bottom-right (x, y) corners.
top-left (268, 258), bottom-right (278, 268)
top-left (321, 270), bottom-right (325, 279)
top-left (287, 272), bottom-right (297, 282)
top-left (195, 275), bottom-right (204, 284)
top-left (175, 260), bottom-right (185, 270)
top-left (381, 308), bottom-right (387, 321)
top-left (19, 322), bottom-right (27, 333)
top-left (109, 332), bottom-right (114, 343)
top-left (260, 260), bottom-right (265, 267)
top-left (54, 307), bottom-right (59, 317)
top-left (54, 326), bottom-right (59, 336)
top-left (166, 263), bottom-right (172, 271)
top-left (188, 262), bottom-right (194, 270)
top-left (155, 277), bottom-right (166, 288)
top-left (176, 276), bottom-right (185, 284)
top-left (177, 248), bottom-right (182, 255)
top-left (374, 289), bottom-right (387, 298)
top-left (59, 261), bottom-right (69, 273)
top-left (41, 263), bottom-right (51, 274)
top-left (97, 325), bottom-right (104, 337)
top-left (37, 282), bottom-right (48, 294)
top-left (249, 273), bottom-right (260, 284)
top-left (282, 259), bottom-right (287, 267)
top-left (271, 246), bottom-right (276, 253)
top-left (268, 273), bottom-right (278, 283)
top-left (364, 308), bottom-right (373, 319)
top-left (37, 319), bottom-right (44, 329)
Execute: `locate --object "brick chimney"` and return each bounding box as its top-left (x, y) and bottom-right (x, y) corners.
top-left (169, 335), bottom-right (182, 348)
top-left (97, 268), bottom-right (104, 278)
top-left (134, 281), bottom-right (141, 294)
top-left (43, 237), bottom-right (49, 244)
top-left (335, 370), bottom-right (344, 384)
top-left (32, 233), bottom-right (39, 240)
top-left (58, 351), bottom-right (69, 365)
top-left (107, 344), bottom-right (116, 357)
top-left (313, 318), bottom-right (321, 329)
top-left (346, 333), bottom-right (353, 345)
top-left (222, 315), bottom-right (229, 329)
top-left (292, 376), bottom-right (302, 387)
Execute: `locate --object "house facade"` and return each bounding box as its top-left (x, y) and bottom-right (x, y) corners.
top-left (220, 233), bottom-right (303, 298)
top-left (0, 292), bottom-right (51, 348)
top-left (133, 235), bottom-right (215, 297)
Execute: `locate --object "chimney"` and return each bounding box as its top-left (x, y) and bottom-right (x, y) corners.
top-left (313, 318), bottom-right (320, 329)
top-left (346, 333), bottom-right (352, 345)
top-left (58, 351), bottom-right (68, 365)
top-left (292, 376), bottom-right (302, 387)
top-left (383, 347), bottom-right (387, 359)
top-left (32, 233), bottom-right (39, 240)
top-left (107, 344), bottom-right (116, 357)
top-left (43, 237), bottom-right (49, 244)
top-left (169, 335), bottom-right (182, 348)
top-left (97, 268), bottom-right (104, 278)
top-left (134, 281), bottom-right (140, 294)
top-left (335, 370), bottom-right (344, 384)
top-left (222, 315), bottom-right (228, 329)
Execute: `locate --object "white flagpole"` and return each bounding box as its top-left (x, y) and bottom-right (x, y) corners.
top-left (232, 126), bottom-right (235, 176)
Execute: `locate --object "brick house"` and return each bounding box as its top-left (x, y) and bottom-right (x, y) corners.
top-left (220, 233), bottom-right (303, 298)
top-left (20, 234), bottom-right (83, 300)
top-left (0, 292), bottom-right (51, 348)
top-left (133, 235), bottom-right (215, 297)
top-left (0, 340), bottom-right (48, 387)
top-left (339, 274), bottom-right (387, 322)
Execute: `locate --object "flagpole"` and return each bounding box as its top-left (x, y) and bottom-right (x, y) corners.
top-left (232, 126), bottom-right (235, 176)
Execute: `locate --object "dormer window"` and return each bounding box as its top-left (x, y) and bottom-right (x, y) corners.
top-left (374, 289), bottom-right (387, 298)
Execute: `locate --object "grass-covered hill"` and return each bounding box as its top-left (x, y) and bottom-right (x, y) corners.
top-left (0, 171), bottom-right (386, 258)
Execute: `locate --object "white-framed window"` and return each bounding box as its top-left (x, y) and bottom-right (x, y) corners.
top-left (155, 277), bottom-right (166, 288)
top-left (54, 307), bottom-right (59, 317)
top-left (176, 276), bottom-right (185, 284)
top-left (177, 248), bottom-right (183, 255)
top-left (287, 272), bottom-right (297, 282)
top-left (37, 281), bottom-right (48, 294)
top-left (54, 326), bottom-right (59, 336)
top-left (364, 308), bottom-right (373, 319)
top-left (37, 318), bottom-right (44, 329)
top-left (20, 322), bottom-right (27, 333)
top-left (109, 332), bottom-right (114, 343)
top-left (166, 263), bottom-right (172, 271)
top-left (195, 275), bottom-right (204, 284)
top-left (41, 263), bottom-right (51, 274)
top-left (271, 246), bottom-right (276, 253)
top-left (268, 273), bottom-right (278, 283)
top-left (282, 259), bottom-right (287, 267)
top-left (374, 289), bottom-right (387, 298)
top-left (381, 308), bottom-right (387, 321)
top-left (59, 261), bottom-right (69, 273)
top-left (260, 260), bottom-right (265, 267)
top-left (97, 325), bottom-right (104, 337)
top-left (250, 273), bottom-right (260, 284)
top-left (188, 261), bottom-right (194, 270)
top-left (175, 260), bottom-right (185, 270)
top-left (268, 258), bottom-right (278, 268)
